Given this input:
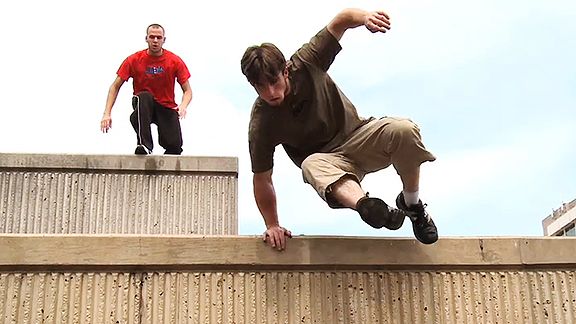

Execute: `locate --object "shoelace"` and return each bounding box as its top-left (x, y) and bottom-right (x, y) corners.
top-left (408, 203), bottom-right (431, 223)
top-left (419, 204), bottom-right (431, 222)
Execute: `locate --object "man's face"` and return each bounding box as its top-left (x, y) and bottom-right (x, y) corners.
top-left (253, 69), bottom-right (290, 106)
top-left (146, 27), bottom-right (165, 55)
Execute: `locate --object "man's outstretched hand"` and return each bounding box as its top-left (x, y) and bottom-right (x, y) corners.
top-left (262, 226), bottom-right (292, 251)
top-left (364, 10), bottom-right (391, 33)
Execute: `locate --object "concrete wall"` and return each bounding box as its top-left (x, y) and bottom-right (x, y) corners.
top-left (0, 153), bottom-right (238, 235)
top-left (0, 236), bottom-right (575, 324)
top-left (2, 153), bottom-right (575, 323)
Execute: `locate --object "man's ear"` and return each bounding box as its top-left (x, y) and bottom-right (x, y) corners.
top-left (283, 65), bottom-right (289, 77)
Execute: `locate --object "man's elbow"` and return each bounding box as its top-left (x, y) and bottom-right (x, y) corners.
top-left (110, 79), bottom-right (123, 93)
top-left (253, 170), bottom-right (273, 185)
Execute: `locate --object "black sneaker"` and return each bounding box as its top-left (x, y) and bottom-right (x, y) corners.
top-left (134, 145), bottom-right (150, 155)
top-left (356, 194), bottom-right (406, 230)
top-left (396, 192), bottom-right (438, 244)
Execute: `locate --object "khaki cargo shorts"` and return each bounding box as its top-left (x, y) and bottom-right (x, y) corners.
top-left (300, 117), bottom-right (436, 208)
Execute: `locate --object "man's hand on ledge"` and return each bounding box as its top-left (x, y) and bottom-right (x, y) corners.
top-left (262, 226), bottom-right (292, 251)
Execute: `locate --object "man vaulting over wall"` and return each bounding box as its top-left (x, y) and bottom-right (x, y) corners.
top-left (241, 8), bottom-right (438, 250)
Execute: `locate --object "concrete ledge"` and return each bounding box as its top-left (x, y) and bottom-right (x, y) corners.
top-left (0, 153), bottom-right (238, 174)
top-left (0, 153), bottom-right (238, 235)
top-left (1, 235), bottom-right (575, 323)
top-left (1, 235), bottom-right (575, 270)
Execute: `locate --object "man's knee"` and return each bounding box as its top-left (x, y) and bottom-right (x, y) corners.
top-left (384, 119), bottom-right (424, 154)
top-left (389, 119), bottom-right (420, 139)
top-left (386, 118), bottom-right (436, 172)
top-left (301, 153), bottom-right (327, 182)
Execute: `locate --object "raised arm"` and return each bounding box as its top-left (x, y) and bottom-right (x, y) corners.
top-left (101, 76), bottom-right (124, 133)
top-left (253, 169), bottom-right (292, 250)
top-left (326, 8), bottom-right (391, 41)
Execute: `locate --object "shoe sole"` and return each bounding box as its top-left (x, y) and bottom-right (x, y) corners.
top-left (357, 197), bottom-right (405, 230)
top-left (412, 221), bottom-right (438, 244)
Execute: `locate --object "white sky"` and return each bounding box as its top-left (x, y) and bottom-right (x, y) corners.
top-left (1, 0), bottom-right (575, 238)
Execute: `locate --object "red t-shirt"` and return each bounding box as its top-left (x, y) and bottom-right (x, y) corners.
top-left (117, 49), bottom-right (190, 109)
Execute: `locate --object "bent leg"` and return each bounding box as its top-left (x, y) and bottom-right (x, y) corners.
top-left (156, 106), bottom-right (183, 155)
top-left (301, 152), bottom-right (406, 230)
top-left (334, 117), bottom-right (436, 237)
top-left (301, 153), bottom-right (366, 208)
top-left (129, 92), bottom-right (155, 151)
top-left (338, 117), bottom-right (435, 176)
top-left (383, 118), bottom-right (435, 180)
top-left (329, 176), bottom-right (365, 209)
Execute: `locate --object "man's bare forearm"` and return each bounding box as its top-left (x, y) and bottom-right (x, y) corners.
top-left (104, 88), bottom-right (118, 115)
top-left (327, 8), bottom-right (390, 40)
top-left (327, 8), bottom-right (369, 40)
top-left (103, 77), bottom-right (123, 116)
top-left (179, 81), bottom-right (193, 110)
top-left (253, 171), bottom-right (280, 228)
top-left (180, 89), bottom-right (192, 110)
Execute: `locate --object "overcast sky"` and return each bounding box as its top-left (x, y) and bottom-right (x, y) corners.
top-left (1, 0), bottom-right (575, 238)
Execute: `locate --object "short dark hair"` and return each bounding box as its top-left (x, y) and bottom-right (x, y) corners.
top-left (240, 43), bottom-right (286, 85)
top-left (146, 23), bottom-right (165, 35)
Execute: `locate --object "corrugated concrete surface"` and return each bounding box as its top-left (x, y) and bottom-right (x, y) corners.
top-left (0, 236), bottom-right (575, 324)
top-left (0, 153), bottom-right (238, 235)
top-left (1, 270), bottom-right (574, 324)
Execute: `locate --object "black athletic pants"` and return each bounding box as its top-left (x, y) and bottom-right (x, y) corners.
top-left (130, 91), bottom-right (183, 155)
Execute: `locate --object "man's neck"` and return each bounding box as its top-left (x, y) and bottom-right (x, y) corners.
top-left (147, 49), bottom-right (163, 57)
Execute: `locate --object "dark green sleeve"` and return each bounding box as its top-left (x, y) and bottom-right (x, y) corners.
top-left (248, 104), bottom-right (275, 173)
top-left (292, 27), bottom-right (342, 72)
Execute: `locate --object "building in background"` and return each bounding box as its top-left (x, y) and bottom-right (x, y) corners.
top-left (542, 198), bottom-right (576, 236)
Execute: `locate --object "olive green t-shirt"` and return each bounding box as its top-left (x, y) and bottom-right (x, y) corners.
top-left (248, 27), bottom-right (372, 173)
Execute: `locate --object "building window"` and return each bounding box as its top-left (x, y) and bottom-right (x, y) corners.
top-left (566, 223), bottom-right (575, 236)
top-left (556, 222), bottom-right (576, 236)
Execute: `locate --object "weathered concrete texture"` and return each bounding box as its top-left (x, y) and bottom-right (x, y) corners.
top-left (1, 270), bottom-right (574, 324)
top-left (0, 153), bottom-right (238, 235)
top-left (0, 236), bottom-right (575, 323)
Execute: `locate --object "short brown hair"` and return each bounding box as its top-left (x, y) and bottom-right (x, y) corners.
top-left (240, 43), bottom-right (286, 85)
top-left (146, 23), bottom-right (165, 35)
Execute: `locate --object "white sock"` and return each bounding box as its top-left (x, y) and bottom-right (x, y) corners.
top-left (403, 190), bottom-right (419, 206)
